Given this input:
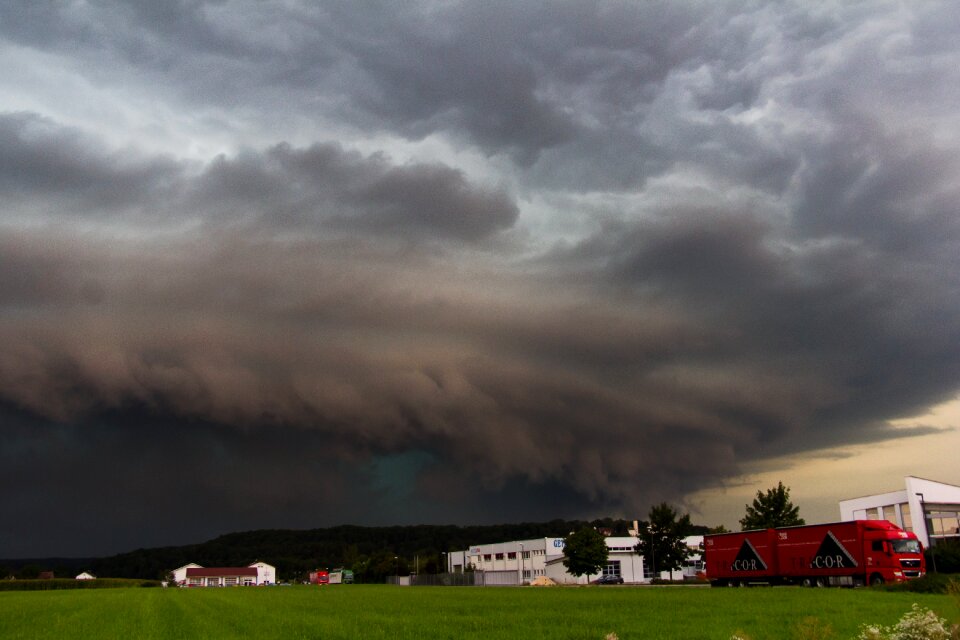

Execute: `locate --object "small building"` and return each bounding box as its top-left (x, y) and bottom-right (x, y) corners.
top-left (839, 476), bottom-right (960, 548)
top-left (171, 561), bottom-right (276, 587)
top-left (38, 571), bottom-right (54, 580)
top-left (75, 572), bottom-right (96, 580)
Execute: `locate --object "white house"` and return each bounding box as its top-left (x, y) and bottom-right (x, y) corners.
top-left (839, 476), bottom-right (960, 548)
top-left (171, 561), bottom-right (276, 587)
top-left (171, 563), bottom-right (203, 584)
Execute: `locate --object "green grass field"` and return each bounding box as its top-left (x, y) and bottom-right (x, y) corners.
top-left (0, 584), bottom-right (957, 640)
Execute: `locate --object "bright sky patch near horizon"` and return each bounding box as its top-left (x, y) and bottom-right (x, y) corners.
top-left (1, 1), bottom-right (959, 557)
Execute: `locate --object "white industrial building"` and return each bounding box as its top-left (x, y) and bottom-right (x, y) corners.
top-left (839, 476), bottom-right (960, 548)
top-left (171, 561), bottom-right (276, 587)
top-left (446, 534), bottom-right (703, 585)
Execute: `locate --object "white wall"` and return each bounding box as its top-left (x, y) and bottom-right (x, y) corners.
top-left (172, 563), bottom-right (202, 584)
top-left (249, 561), bottom-right (275, 585)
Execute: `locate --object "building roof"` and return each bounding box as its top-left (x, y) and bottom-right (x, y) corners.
top-left (186, 567), bottom-right (258, 578)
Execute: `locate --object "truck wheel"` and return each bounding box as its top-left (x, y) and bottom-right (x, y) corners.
top-left (814, 578), bottom-right (826, 588)
top-left (801, 578), bottom-right (812, 588)
top-left (869, 574), bottom-right (884, 586)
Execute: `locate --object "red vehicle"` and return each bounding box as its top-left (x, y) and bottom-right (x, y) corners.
top-left (704, 520), bottom-right (925, 587)
top-left (309, 570), bottom-right (329, 585)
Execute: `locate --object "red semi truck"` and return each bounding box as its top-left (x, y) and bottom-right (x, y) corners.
top-left (704, 520), bottom-right (925, 587)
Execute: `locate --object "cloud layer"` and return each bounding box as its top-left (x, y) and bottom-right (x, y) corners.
top-left (2, 1), bottom-right (960, 555)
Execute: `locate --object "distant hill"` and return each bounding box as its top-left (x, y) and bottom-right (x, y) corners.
top-left (3, 518), bottom-right (711, 581)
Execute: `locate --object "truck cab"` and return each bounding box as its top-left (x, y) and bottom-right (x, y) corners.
top-left (861, 521), bottom-right (925, 584)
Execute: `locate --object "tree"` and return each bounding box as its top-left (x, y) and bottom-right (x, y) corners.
top-left (562, 527), bottom-right (609, 579)
top-left (634, 503), bottom-right (692, 579)
top-left (739, 482), bottom-right (805, 530)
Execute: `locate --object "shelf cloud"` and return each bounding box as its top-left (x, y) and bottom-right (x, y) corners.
top-left (2, 1), bottom-right (960, 556)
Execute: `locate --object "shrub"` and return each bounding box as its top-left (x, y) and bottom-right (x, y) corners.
top-left (0, 578), bottom-right (161, 591)
top-left (927, 540), bottom-right (960, 574)
top-left (857, 604), bottom-right (950, 640)
top-left (879, 574), bottom-right (958, 594)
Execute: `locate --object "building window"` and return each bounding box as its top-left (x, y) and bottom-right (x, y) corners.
top-left (522, 551), bottom-right (530, 559)
top-left (883, 505), bottom-right (898, 525)
top-left (484, 554), bottom-right (492, 561)
top-left (507, 552), bottom-right (516, 560)
top-left (865, 508), bottom-right (879, 520)
top-left (901, 503), bottom-right (913, 531)
top-left (495, 553), bottom-right (504, 560)
top-left (603, 560), bottom-right (621, 577)
top-left (929, 510), bottom-right (960, 536)
top-left (523, 570), bottom-right (531, 579)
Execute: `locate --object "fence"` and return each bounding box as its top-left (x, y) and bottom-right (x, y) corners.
top-left (388, 571), bottom-right (521, 587)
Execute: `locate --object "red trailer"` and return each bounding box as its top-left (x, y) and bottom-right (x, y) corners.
top-left (704, 520), bottom-right (925, 587)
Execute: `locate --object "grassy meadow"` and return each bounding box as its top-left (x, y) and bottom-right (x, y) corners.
top-left (0, 584), bottom-right (957, 640)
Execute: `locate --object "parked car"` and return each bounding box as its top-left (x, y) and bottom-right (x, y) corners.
top-left (595, 574), bottom-right (624, 584)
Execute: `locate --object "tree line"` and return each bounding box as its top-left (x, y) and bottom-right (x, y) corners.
top-left (2, 518), bottom-right (653, 582)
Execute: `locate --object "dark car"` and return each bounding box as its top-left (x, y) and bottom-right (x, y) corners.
top-left (595, 574), bottom-right (624, 584)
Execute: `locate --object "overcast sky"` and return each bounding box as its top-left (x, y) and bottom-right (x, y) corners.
top-left (2, 1), bottom-right (960, 558)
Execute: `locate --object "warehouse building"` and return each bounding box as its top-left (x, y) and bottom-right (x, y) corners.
top-left (839, 476), bottom-right (960, 548)
top-left (447, 536), bottom-right (657, 584)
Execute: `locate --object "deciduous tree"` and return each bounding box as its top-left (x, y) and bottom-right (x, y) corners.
top-left (739, 482), bottom-right (805, 530)
top-left (634, 503), bottom-right (692, 578)
top-left (562, 527), bottom-right (608, 578)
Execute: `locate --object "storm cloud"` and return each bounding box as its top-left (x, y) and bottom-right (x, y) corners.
top-left (2, 1), bottom-right (960, 556)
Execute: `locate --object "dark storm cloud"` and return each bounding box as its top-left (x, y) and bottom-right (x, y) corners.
top-left (0, 113), bottom-right (181, 214)
top-left (0, 113), bottom-right (517, 241)
top-left (192, 143), bottom-right (518, 240)
top-left (3, 1), bottom-right (960, 555)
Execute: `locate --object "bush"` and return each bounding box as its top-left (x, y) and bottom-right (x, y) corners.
top-left (879, 574), bottom-right (959, 594)
top-left (857, 604), bottom-right (951, 640)
top-left (0, 578), bottom-right (161, 591)
top-left (928, 541), bottom-right (960, 574)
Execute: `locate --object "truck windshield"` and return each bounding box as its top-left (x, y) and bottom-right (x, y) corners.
top-left (891, 539), bottom-right (921, 554)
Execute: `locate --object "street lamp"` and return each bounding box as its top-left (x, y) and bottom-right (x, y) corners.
top-left (916, 493), bottom-right (938, 573)
top-left (394, 556), bottom-right (399, 582)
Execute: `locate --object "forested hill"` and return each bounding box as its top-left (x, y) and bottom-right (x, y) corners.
top-left (91, 519), bottom-right (607, 581)
top-left (5, 518), bottom-right (710, 582)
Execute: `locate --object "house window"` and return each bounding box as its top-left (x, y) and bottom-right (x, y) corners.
top-left (522, 551), bottom-right (530, 559)
top-left (603, 560), bottom-right (621, 577)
